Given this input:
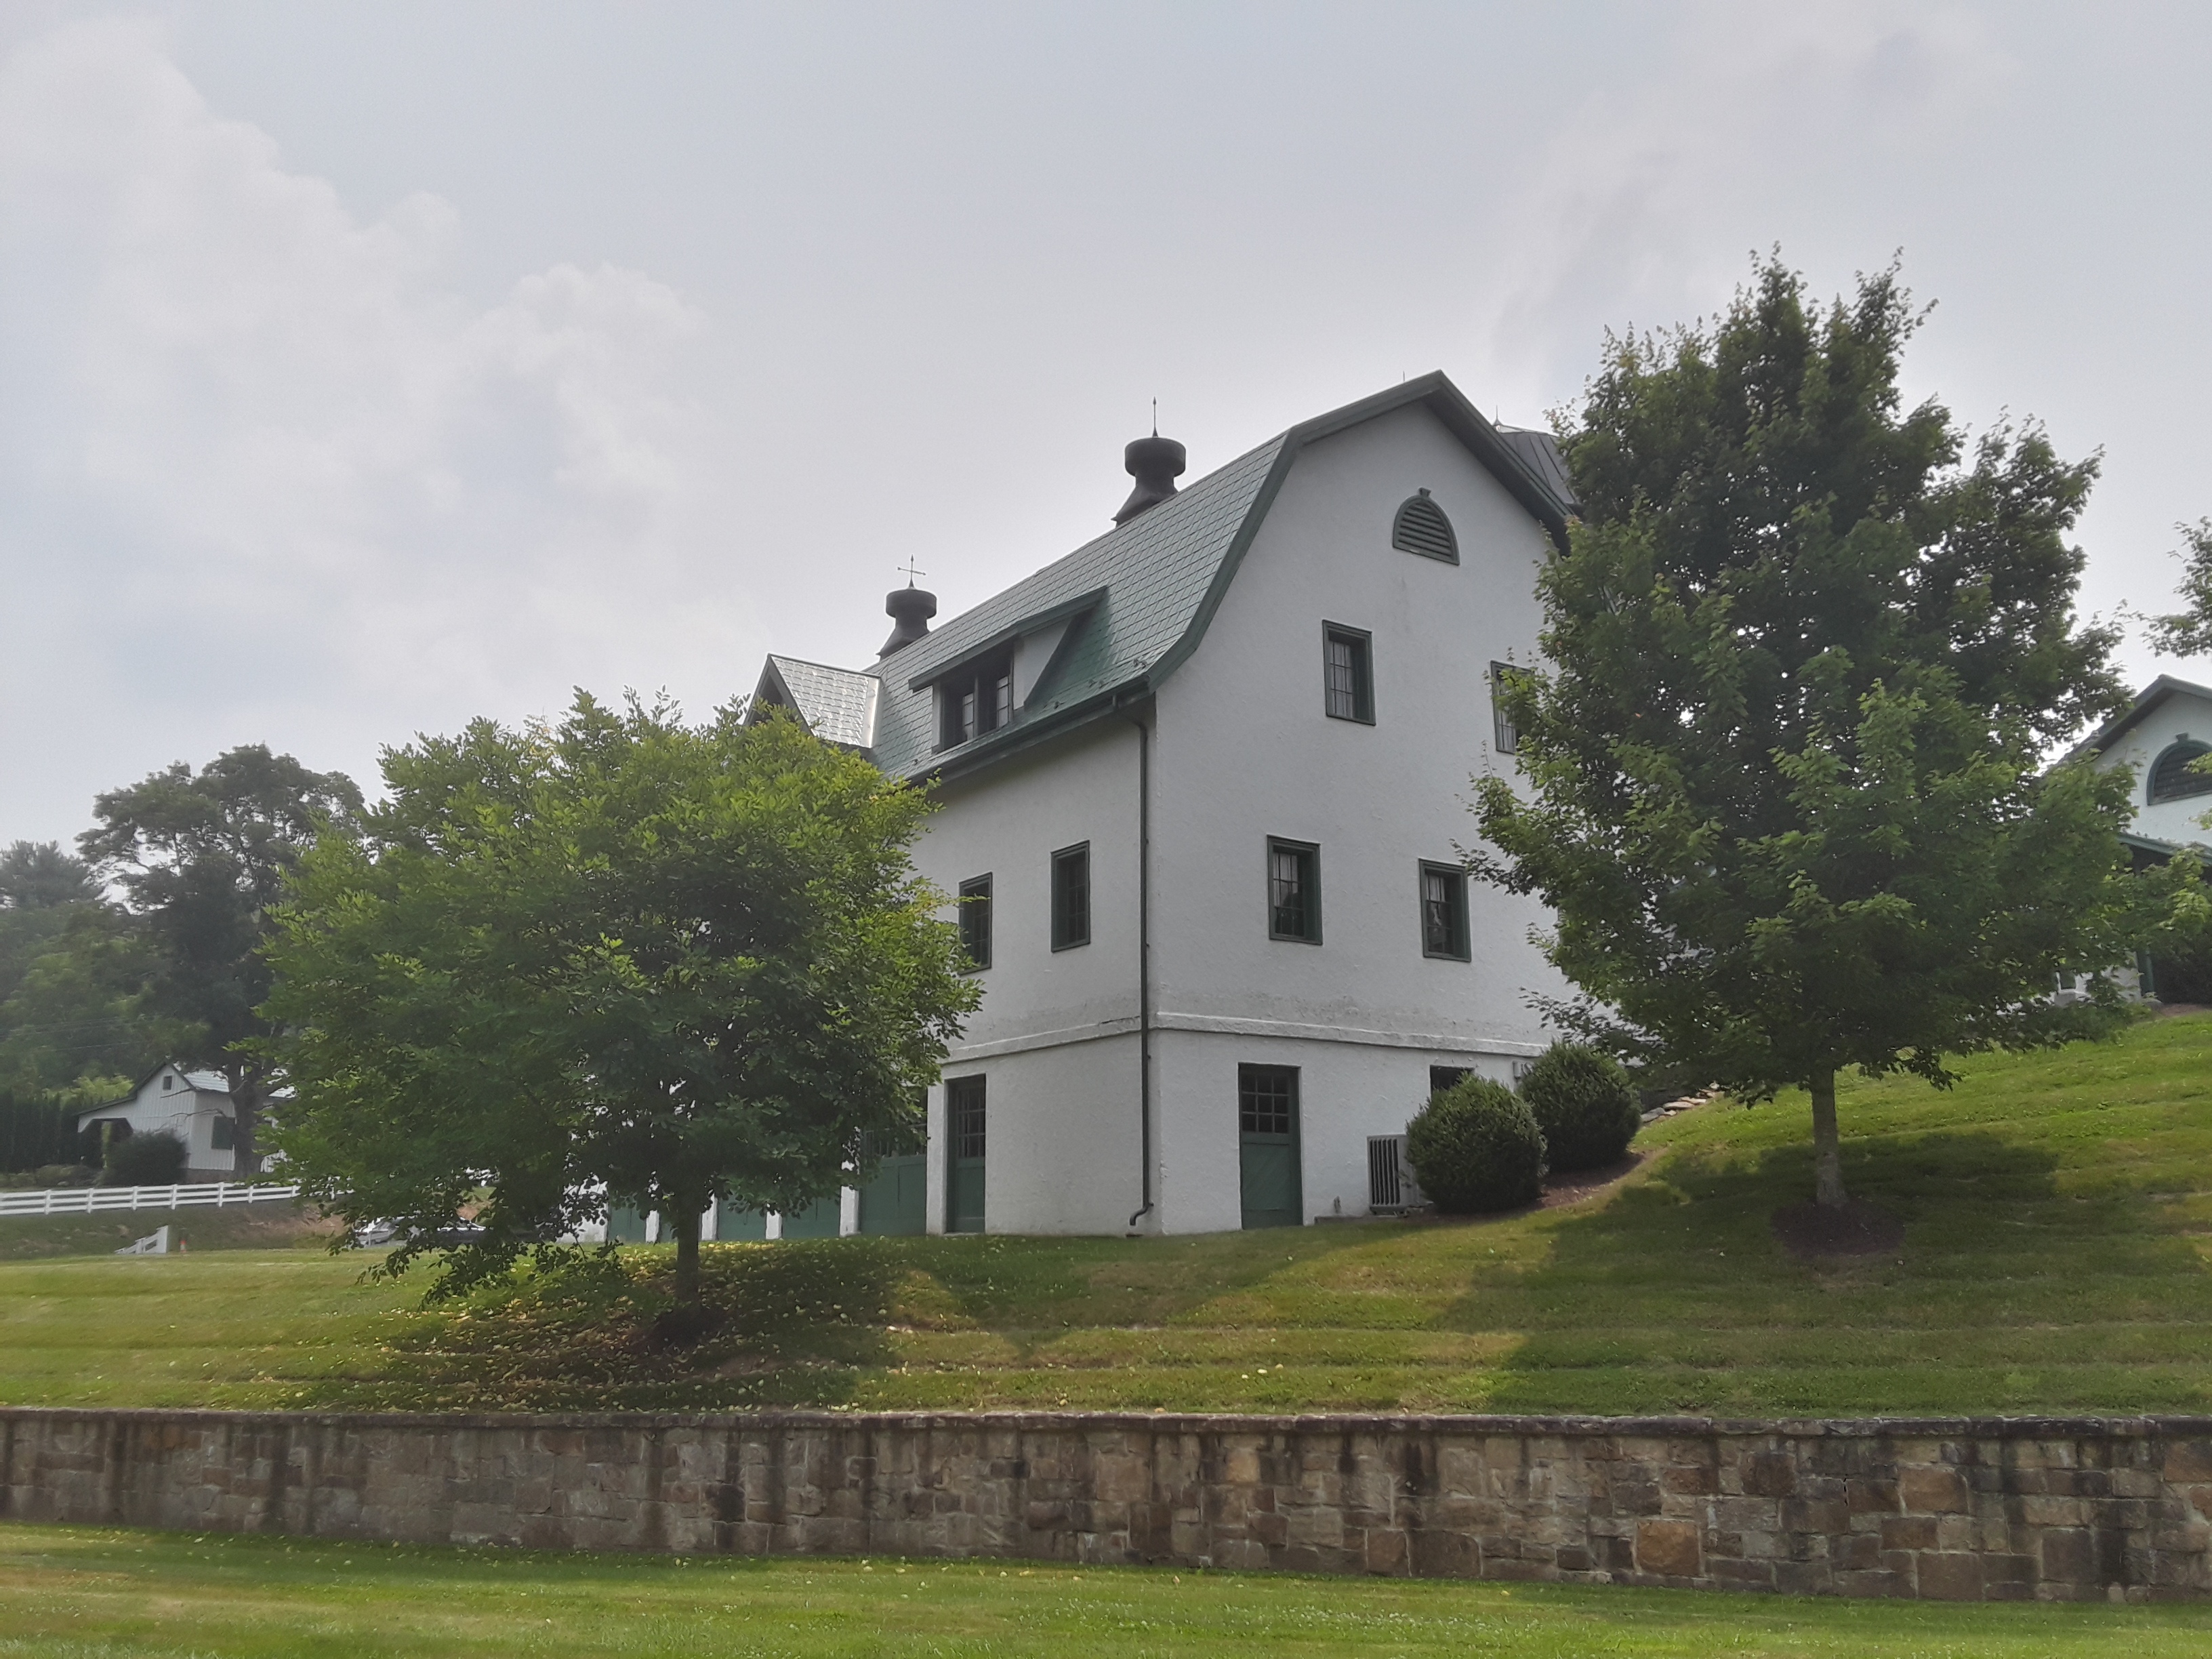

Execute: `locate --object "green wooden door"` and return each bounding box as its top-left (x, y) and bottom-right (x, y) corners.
top-left (780, 1196), bottom-right (843, 1239)
top-left (859, 1154), bottom-right (928, 1235)
top-left (945, 1076), bottom-right (986, 1234)
top-left (607, 1202), bottom-right (650, 1244)
top-left (714, 1202), bottom-right (767, 1242)
top-left (1237, 1064), bottom-right (1303, 1229)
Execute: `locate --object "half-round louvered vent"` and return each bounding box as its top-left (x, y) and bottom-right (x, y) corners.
top-left (2150, 740), bottom-right (2212, 804)
top-left (1392, 489), bottom-right (1458, 563)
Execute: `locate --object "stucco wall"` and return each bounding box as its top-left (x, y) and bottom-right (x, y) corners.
top-left (7, 1408), bottom-right (2209, 1602)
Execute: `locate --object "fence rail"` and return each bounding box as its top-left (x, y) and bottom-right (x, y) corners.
top-left (0, 1181), bottom-right (302, 1218)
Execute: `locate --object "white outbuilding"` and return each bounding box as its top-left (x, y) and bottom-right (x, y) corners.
top-left (75, 1062), bottom-right (252, 1181)
top-left (743, 371), bottom-right (1576, 1237)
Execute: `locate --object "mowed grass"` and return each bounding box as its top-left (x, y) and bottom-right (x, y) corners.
top-left (3, 1526), bottom-right (2209, 1658)
top-left (3, 1011), bottom-right (2211, 1416)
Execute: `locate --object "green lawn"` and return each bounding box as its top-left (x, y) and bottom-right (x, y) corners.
top-left (3, 1011), bottom-right (2211, 1416)
top-left (1, 1525), bottom-right (2207, 1658)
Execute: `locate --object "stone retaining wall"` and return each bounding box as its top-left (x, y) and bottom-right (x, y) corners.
top-left (5, 1408), bottom-right (2211, 1601)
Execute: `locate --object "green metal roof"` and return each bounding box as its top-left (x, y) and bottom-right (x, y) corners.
top-left (759, 372), bottom-right (1574, 783)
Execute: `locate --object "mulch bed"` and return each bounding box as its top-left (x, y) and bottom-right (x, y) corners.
top-left (1769, 1198), bottom-right (1904, 1260)
top-left (1538, 1150), bottom-right (1648, 1210)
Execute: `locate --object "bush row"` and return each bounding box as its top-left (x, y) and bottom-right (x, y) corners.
top-left (1404, 1042), bottom-right (1643, 1216)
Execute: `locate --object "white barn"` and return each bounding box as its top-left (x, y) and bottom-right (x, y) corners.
top-left (744, 372), bottom-right (1575, 1237)
top-left (76, 1063), bottom-right (253, 1182)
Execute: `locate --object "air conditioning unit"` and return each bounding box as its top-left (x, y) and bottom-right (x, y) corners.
top-left (1367, 1134), bottom-right (1425, 1215)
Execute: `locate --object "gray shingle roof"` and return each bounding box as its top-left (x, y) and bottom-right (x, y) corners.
top-left (763, 655), bottom-right (879, 750)
top-left (754, 372), bottom-right (1574, 784)
top-left (866, 434), bottom-right (1285, 778)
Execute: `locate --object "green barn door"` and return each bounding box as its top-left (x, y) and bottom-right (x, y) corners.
top-left (780, 1196), bottom-right (843, 1239)
top-left (714, 1203), bottom-right (767, 1242)
top-left (1237, 1064), bottom-right (1302, 1229)
top-left (945, 1076), bottom-right (986, 1234)
top-left (860, 1154), bottom-right (928, 1235)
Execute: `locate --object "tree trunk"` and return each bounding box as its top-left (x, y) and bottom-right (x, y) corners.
top-left (227, 1065), bottom-right (260, 1179)
top-left (670, 1203), bottom-right (702, 1307)
top-left (1809, 1067), bottom-right (1848, 1208)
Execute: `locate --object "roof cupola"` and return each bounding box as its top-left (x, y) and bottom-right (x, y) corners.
top-left (880, 582), bottom-right (937, 655)
top-left (1113, 432), bottom-right (1185, 525)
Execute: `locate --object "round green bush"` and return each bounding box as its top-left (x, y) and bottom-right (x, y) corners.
top-left (1518, 1042), bottom-right (1641, 1172)
top-left (104, 1131), bottom-right (187, 1187)
top-left (1404, 1076), bottom-right (1545, 1214)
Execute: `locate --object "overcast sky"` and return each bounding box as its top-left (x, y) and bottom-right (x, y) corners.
top-left (5, 1), bottom-right (2211, 847)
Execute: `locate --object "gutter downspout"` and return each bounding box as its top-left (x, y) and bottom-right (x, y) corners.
top-left (1119, 695), bottom-right (1154, 1231)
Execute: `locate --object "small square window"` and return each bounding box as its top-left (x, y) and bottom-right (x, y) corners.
top-left (938, 650), bottom-right (1015, 749)
top-left (957, 874), bottom-right (992, 971)
top-left (1419, 861), bottom-right (1470, 960)
top-left (1267, 838), bottom-right (1322, 944)
top-left (1490, 661), bottom-right (1519, 754)
top-left (1323, 624), bottom-right (1374, 723)
top-left (1051, 843), bottom-right (1090, 950)
top-left (1429, 1065), bottom-right (1471, 1096)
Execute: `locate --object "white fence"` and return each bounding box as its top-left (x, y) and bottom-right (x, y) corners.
top-left (0, 1181), bottom-right (303, 1218)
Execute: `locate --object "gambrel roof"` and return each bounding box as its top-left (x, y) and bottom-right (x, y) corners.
top-left (751, 371), bottom-right (1574, 783)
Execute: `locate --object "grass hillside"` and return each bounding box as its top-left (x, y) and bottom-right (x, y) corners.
top-left (3, 1011), bottom-right (2209, 1416)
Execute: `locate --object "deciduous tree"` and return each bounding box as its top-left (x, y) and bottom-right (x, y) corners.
top-left (1475, 260), bottom-right (2196, 1212)
top-left (262, 694), bottom-right (977, 1307)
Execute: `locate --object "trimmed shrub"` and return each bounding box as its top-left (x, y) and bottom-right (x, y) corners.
top-left (104, 1130), bottom-right (187, 1187)
top-left (1404, 1076), bottom-right (1544, 1214)
top-left (1519, 1042), bottom-right (1641, 1172)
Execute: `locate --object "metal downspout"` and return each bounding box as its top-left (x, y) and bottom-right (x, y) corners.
top-left (1120, 697), bottom-right (1154, 1231)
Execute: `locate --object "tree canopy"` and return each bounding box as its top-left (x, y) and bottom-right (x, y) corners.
top-left (79, 746), bottom-right (362, 1171)
top-left (1474, 259), bottom-right (2196, 1210)
top-left (2149, 520), bottom-right (2212, 658)
top-left (262, 694), bottom-right (978, 1305)
top-left (0, 841), bottom-right (169, 1094)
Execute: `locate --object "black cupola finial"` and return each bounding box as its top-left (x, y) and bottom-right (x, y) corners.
top-left (1113, 432), bottom-right (1185, 525)
top-left (880, 581), bottom-right (937, 655)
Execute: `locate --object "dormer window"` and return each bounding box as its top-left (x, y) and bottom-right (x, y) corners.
top-left (1392, 489), bottom-right (1458, 564)
top-left (938, 651), bottom-right (1014, 748)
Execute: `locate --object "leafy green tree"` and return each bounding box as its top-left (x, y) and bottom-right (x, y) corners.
top-left (79, 747), bottom-right (362, 1174)
top-left (0, 842), bottom-right (169, 1093)
top-left (1475, 260), bottom-right (2196, 1210)
top-left (262, 694), bottom-right (978, 1306)
top-left (2148, 520), bottom-right (2212, 657)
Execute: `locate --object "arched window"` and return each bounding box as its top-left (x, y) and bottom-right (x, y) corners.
top-left (2149, 739), bottom-right (2212, 804)
top-left (1392, 489), bottom-right (1458, 564)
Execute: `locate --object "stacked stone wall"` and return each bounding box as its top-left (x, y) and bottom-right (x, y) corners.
top-left (4, 1409), bottom-right (2209, 1601)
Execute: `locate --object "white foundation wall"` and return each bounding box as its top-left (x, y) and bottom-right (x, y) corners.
top-left (1151, 1029), bottom-right (1523, 1234)
top-left (923, 1033), bottom-right (1143, 1235)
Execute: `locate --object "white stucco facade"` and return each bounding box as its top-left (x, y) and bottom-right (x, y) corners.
top-left (749, 373), bottom-right (1574, 1237)
top-left (2078, 676), bottom-right (2212, 849)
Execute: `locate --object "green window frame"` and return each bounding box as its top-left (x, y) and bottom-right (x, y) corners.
top-left (1418, 861), bottom-right (1470, 960)
top-left (937, 650), bottom-right (1015, 750)
top-left (958, 874), bottom-right (993, 970)
top-left (1322, 623), bottom-right (1374, 724)
top-left (1051, 842), bottom-right (1090, 950)
top-left (1267, 838), bottom-right (1322, 944)
top-left (945, 1075), bottom-right (986, 1234)
top-left (1490, 661), bottom-right (1519, 754)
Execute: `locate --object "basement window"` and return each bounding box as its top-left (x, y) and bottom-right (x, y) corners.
top-left (938, 650), bottom-right (1014, 749)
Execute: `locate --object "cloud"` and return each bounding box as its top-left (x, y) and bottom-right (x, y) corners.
top-left (0, 18), bottom-right (741, 835)
top-left (1481, 1), bottom-right (2017, 400)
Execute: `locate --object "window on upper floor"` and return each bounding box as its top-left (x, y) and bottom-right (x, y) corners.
top-left (1267, 838), bottom-right (1322, 944)
top-left (958, 874), bottom-right (993, 971)
top-left (1490, 661), bottom-right (1519, 754)
top-left (937, 650), bottom-right (1015, 749)
top-left (161, 1073), bottom-right (173, 1091)
top-left (1392, 488), bottom-right (1458, 563)
top-left (1323, 624), bottom-right (1374, 724)
top-left (2149, 739), bottom-right (2212, 804)
top-left (1051, 843), bottom-right (1091, 950)
top-left (1419, 861), bottom-right (1470, 960)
